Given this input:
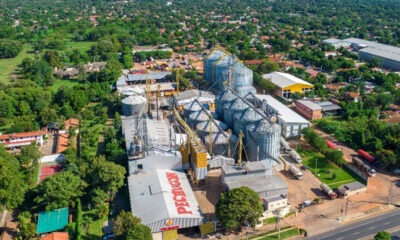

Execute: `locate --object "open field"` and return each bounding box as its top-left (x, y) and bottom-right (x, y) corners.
top-left (300, 150), bottom-right (358, 189)
top-left (0, 44), bottom-right (34, 83)
top-left (65, 41), bottom-right (95, 52)
top-left (50, 78), bottom-right (83, 92)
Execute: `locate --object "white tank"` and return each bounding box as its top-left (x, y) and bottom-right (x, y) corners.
top-left (121, 95), bottom-right (147, 116)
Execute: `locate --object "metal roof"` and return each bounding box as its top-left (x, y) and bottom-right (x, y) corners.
top-left (322, 38), bottom-right (343, 44)
top-left (262, 72), bottom-right (313, 89)
top-left (296, 100), bottom-right (322, 111)
top-left (316, 101), bottom-right (342, 112)
top-left (255, 94), bottom-right (310, 124)
top-left (224, 175), bottom-right (288, 194)
top-left (174, 89), bottom-right (215, 103)
top-left (359, 47), bottom-right (400, 62)
top-left (126, 71), bottom-right (171, 82)
top-left (128, 169), bottom-right (203, 232)
top-left (128, 155), bottom-right (182, 175)
top-left (36, 208), bottom-right (68, 234)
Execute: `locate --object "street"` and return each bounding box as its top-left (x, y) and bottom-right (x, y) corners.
top-left (308, 209), bottom-right (400, 240)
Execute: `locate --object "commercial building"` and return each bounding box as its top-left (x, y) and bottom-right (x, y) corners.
top-left (0, 131), bottom-right (45, 150)
top-left (262, 72), bottom-right (314, 99)
top-left (317, 101), bottom-right (342, 117)
top-left (338, 181), bottom-right (367, 198)
top-left (322, 38), bottom-right (351, 49)
top-left (173, 89), bottom-right (215, 111)
top-left (128, 169), bottom-right (203, 239)
top-left (254, 94), bottom-right (310, 138)
top-left (295, 100), bottom-right (322, 120)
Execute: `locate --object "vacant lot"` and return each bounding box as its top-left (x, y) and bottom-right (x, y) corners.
top-left (0, 44), bottom-right (34, 83)
top-left (65, 41), bottom-right (95, 52)
top-left (300, 149), bottom-right (357, 189)
top-left (50, 79), bottom-right (83, 92)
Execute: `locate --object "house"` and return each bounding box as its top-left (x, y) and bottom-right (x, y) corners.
top-left (83, 62), bottom-right (107, 73)
top-left (347, 92), bottom-right (359, 102)
top-left (54, 68), bottom-right (79, 79)
top-left (244, 59), bottom-right (263, 66)
top-left (64, 118), bottom-right (79, 131)
top-left (40, 232), bottom-right (69, 240)
top-left (324, 83), bottom-right (347, 93)
top-left (295, 100), bottom-right (322, 120)
top-left (0, 131), bottom-right (45, 150)
top-left (306, 68), bottom-right (319, 78)
top-left (262, 72), bottom-right (314, 99)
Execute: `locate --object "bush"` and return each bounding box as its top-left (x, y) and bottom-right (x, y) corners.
top-left (0, 39), bottom-right (23, 58)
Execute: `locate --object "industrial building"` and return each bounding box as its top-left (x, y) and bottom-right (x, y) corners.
top-left (322, 38), bottom-right (400, 71)
top-left (262, 72), bottom-right (314, 99)
top-left (295, 100), bottom-right (322, 120)
top-left (173, 89), bottom-right (215, 111)
top-left (203, 49), bottom-right (256, 96)
top-left (253, 94), bottom-right (310, 138)
top-left (0, 131), bottom-right (45, 150)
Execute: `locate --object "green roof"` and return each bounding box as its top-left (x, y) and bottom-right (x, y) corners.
top-left (36, 208), bottom-right (69, 234)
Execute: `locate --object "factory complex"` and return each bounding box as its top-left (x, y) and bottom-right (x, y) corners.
top-left (119, 49), bottom-right (313, 239)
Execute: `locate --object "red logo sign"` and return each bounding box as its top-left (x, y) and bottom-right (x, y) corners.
top-left (166, 172), bottom-right (193, 215)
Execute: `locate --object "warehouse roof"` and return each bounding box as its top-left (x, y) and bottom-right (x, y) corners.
top-left (255, 94), bottom-right (309, 124)
top-left (225, 175), bottom-right (287, 194)
top-left (128, 155), bottom-right (182, 175)
top-left (36, 208), bottom-right (68, 234)
top-left (174, 89), bottom-right (215, 104)
top-left (127, 71), bottom-right (171, 82)
top-left (317, 101), bottom-right (342, 111)
top-left (128, 169), bottom-right (203, 232)
top-left (322, 38), bottom-right (343, 44)
top-left (262, 72), bottom-right (313, 89)
top-left (296, 100), bottom-right (322, 111)
top-left (359, 47), bottom-right (400, 62)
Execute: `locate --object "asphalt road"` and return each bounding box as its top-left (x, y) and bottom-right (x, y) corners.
top-left (308, 209), bottom-right (400, 240)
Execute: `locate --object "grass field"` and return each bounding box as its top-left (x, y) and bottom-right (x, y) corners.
top-left (0, 44), bottom-right (34, 83)
top-left (65, 41), bottom-right (95, 52)
top-left (50, 79), bottom-right (83, 92)
top-left (250, 227), bottom-right (298, 240)
top-left (300, 150), bottom-right (358, 189)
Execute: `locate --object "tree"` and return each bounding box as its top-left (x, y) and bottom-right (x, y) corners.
top-left (76, 199), bottom-right (82, 240)
top-left (19, 143), bottom-right (40, 169)
top-left (374, 231), bottom-right (391, 240)
top-left (126, 224), bottom-right (152, 240)
top-left (33, 171), bottom-right (86, 211)
top-left (0, 39), bottom-right (23, 58)
top-left (216, 187), bottom-right (263, 231)
top-left (113, 211), bottom-right (142, 239)
top-left (17, 211), bottom-right (36, 240)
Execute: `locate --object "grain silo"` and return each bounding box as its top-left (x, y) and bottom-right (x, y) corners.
top-left (187, 110), bottom-right (209, 128)
top-left (203, 49), bottom-right (225, 84)
top-left (223, 98), bottom-right (247, 127)
top-left (183, 101), bottom-right (203, 117)
top-left (204, 131), bottom-right (238, 157)
top-left (215, 91), bottom-right (237, 120)
top-left (233, 108), bottom-right (264, 135)
top-left (121, 95), bottom-right (147, 116)
top-left (196, 119), bottom-right (228, 139)
top-left (231, 59), bottom-right (253, 90)
top-left (247, 120), bottom-right (281, 163)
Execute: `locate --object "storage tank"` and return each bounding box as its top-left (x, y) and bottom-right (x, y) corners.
top-left (231, 58), bottom-right (253, 89)
top-left (233, 108), bottom-right (264, 135)
top-left (215, 90), bottom-right (236, 118)
top-left (196, 119), bottom-right (228, 139)
top-left (213, 54), bottom-right (231, 91)
top-left (235, 86), bottom-right (256, 98)
top-left (183, 101), bottom-right (203, 117)
top-left (204, 131), bottom-right (238, 157)
top-left (248, 120), bottom-right (281, 163)
top-left (121, 95), bottom-right (147, 116)
top-left (187, 110), bottom-right (209, 128)
top-left (223, 98), bottom-right (247, 127)
top-left (204, 50), bottom-right (225, 83)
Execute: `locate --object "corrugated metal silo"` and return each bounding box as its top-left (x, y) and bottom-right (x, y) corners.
top-left (121, 95), bottom-right (147, 116)
top-left (183, 101), bottom-right (203, 117)
top-left (213, 54), bottom-right (231, 90)
top-left (233, 108), bottom-right (264, 135)
top-left (248, 120), bottom-right (281, 163)
top-left (216, 91), bottom-right (237, 120)
top-left (196, 119), bottom-right (228, 139)
top-left (204, 131), bottom-right (238, 157)
top-left (204, 50), bottom-right (225, 83)
top-left (223, 98), bottom-right (247, 127)
top-left (187, 110), bottom-right (209, 128)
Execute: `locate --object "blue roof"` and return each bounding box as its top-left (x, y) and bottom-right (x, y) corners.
top-left (36, 208), bottom-right (69, 234)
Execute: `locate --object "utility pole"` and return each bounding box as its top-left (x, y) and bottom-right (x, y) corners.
top-left (344, 198), bottom-right (349, 218)
top-left (388, 181), bottom-right (395, 205)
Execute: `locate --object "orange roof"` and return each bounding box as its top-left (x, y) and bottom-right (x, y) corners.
top-left (348, 92), bottom-right (359, 98)
top-left (282, 61), bottom-right (305, 69)
top-left (64, 118), bottom-right (79, 130)
top-left (306, 69), bottom-right (319, 78)
top-left (56, 133), bottom-right (69, 153)
top-left (0, 131), bottom-right (44, 141)
top-left (40, 232), bottom-right (69, 240)
top-left (244, 60), bottom-right (263, 65)
top-left (325, 83), bottom-right (347, 92)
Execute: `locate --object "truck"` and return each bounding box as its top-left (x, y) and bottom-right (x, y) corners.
top-left (326, 140), bottom-right (338, 149)
top-left (289, 165), bottom-right (303, 179)
top-left (290, 150), bottom-right (302, 163)
top-left (357, 149), bottom-right (376, 163)
top-left (320, 183), bottom-right (338, 199)
top-left (280, 137), bottom-right (291, 152)
top-left (352, 156), bottom-right (376, 177)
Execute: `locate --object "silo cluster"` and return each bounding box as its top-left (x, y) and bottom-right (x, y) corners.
top-left (203, 49), bottom-right (256, 96)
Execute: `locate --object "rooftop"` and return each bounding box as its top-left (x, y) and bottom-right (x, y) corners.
top-left (317, 101), bottom-right (342, 112)
top-left (40, 232), bottom-right (69, 240)
top-left (174, 89), bottom-right (215, 104)
top-left (0, 131), bottom-right (45, 141)
top-left (296, 100), bottom-right (322, 111)
top-left (224, 174), bottom-right (287, 194)
top-left (322, 38), bottom-right (343, 44)
top-left (255, 94), bottom-right (310, 124)
top-left (338, 181), bottom-right (366, 192)
top-left (262, 72), bottom-right (313, 89)
top-left (126, 71), bottom-right (171, 82)
top-left (36, 208), bottom-right (68, 234)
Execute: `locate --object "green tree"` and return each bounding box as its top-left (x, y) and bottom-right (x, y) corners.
top-left (76, 199), bottom-right (82, 240)
top-left (374, 231), bottom-right (391, 240)
top-left (216, 187), bottom-right (263, 231)
top-left (33, 171), bottom-right (86, 211)
top-left (19, 143), bottom-right (40, 169)
top-left (376, 149), bottom-right (397, 169)
top-left (113, 211), bottom-right (142, 239)
top-left (126, 224), bottom-right (152, 240)
top-left (17, 211), bottom-right (36, 240)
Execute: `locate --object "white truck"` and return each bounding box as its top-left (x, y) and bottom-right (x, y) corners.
top-left (290, 150), bottom-right (302, 163)
top-left (289, 165), bottom-right (303, 179)
top-left (320, 183), bottom-right (338, 199)
top-left (280, 137), bottom-right (291, 152)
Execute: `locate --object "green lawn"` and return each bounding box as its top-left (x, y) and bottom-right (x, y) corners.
top-left (50, 78), bottom-right (83, 92)
top-left (259, 228), bottom-right (299, 240)
top-left (0, 44), bottom-right (34, 83)
top-left (300, 150), bottom-right (358, 189)
top-left (66, 41), bottom-right (95, 52)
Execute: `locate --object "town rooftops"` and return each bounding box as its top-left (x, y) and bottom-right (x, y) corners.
top-left (40, 232), bottom-right (69, 240)
top-left (128, 169), bottom-right (203, 232)
top-left (262, 72), bottom-right (313, 89)
top-left (36, 208), bottom-right (68, 234)
top-left (296, 100), bottom-right (322, 111)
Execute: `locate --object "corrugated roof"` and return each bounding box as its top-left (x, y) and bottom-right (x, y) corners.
top-left (126, 71), bottom-right (171, 82)
top-left (128, 169), bottom-right (203, 232)
top-left (262, 72), bottom-right (313, 89)
top-left (40, 232), bottom-right (69, 240)
top-left (225, 175), bottom-right (287, 194)
top-left (0, 131), bottom-right (44, 141)
top-left (296, 100), bottom-right (322, 111)
top-left (36, 208), bottom-right (68, 234)
top-left (255, 94), bottom-right (310, 124)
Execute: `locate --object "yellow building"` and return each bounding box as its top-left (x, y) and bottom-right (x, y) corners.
top-left (262, 72), bottom-right (314, 99)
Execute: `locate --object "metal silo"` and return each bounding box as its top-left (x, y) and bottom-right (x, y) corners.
top-left (204, 50), bottom-right (225, 84)
top-left (233, 108), bottom-right (264, 136)
top-left (235, 86), bottom-right (257, 98)
top-left (223, 98), bottom-right (247, 128)
top-left (216, 91), bottom-right (237, 120)
top-left (204, 131), bottom-right (238, 157)
top-left (212, 54), bottom-right (231, 91)
top-left (187, 110), bottom-right (209, 128)
top-left (183, 101), bottom-right (203, 117)
top-left (248, 120), bottom-right (281, 164)
top-left (196, 119), bottom-right (228, 139)
top-left (231, 60), bottom-right (253, 89)
top-left (121, 95), bottom-right (147, 116)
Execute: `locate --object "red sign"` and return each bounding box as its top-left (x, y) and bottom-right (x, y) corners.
top-left (166, 172), bottom-right (193, 215)
top-left (161, 225), bottom-right (179, 231)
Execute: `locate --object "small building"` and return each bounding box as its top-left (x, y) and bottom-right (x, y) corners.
top-left (36, 208), bottom-right (69, 235)
top-left (173, 89), bottom-right (215, 111)
top-left (54, 68), bottom-right (79, 79)
top-left (0, 131), bottom-right (45, 150)
top-left (40, 232), bottom-right (69, 240)
top-left (338, 181), bottom-right (367, 197)
top-left (347, 92), bottom-right (359, 102)
top-left (64, 118), bottom-right (79, 131)
top-left (128, 169), bottom-right (203, 240)
top-left (324, 83), bottom-right (347, 93)
top-left (262, 72), bottom-right (314, 99)
top-left (83, 62), bottom-right (107, 73)
top-left (295, 100), bottom-right (322, 120)
top-left (316, 101), bottom-right (342, 117)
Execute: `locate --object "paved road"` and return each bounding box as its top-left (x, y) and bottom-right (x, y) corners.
top-left (308, 209), bottom-right (400, 240)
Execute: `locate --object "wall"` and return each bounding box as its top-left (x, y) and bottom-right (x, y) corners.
top-left (295, 101), bottom-right (322, 120)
